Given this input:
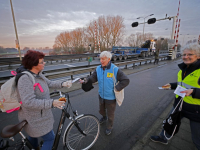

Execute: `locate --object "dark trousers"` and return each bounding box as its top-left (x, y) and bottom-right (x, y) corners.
top-left (99, 96), bottom-right (116, 129)
top-left (154, 59), bottom-right (159, 64)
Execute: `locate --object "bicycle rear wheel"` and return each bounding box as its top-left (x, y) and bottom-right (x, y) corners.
top-left (64, 114), bottom-right (100, 150)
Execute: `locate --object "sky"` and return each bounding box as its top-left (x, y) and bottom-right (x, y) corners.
top-left (0, 0), bottom-right (199, 49)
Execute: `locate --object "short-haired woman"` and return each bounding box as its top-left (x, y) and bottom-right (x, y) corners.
top-left (150, 44), bottom-right (200, 150)
top-left (16, 50), bottom-right (72, 150)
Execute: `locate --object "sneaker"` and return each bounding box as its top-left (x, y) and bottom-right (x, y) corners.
top-left (105, 128), bottom-right (112, 135)
top-left (150, 136), bottom-right (168, 145)
top-left (99, 116), bottom-right (108, 124)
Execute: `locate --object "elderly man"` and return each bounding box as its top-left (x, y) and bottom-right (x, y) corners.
top-left (80, 51), bottom-right (129, 135)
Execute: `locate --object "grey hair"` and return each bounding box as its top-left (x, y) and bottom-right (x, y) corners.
top-left (182, 43), bottom-right (200, 57)
top-left (99, 51), bottom-right (112, 59)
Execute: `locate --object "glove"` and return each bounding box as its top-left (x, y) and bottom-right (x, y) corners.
top-left (62, 80), bottom-right (72, 88)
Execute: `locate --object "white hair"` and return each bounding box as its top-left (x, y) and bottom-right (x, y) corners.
top-left (182, 43), bottom-right (200, 57)
top-left (99, 51), bottom-right (112, 59)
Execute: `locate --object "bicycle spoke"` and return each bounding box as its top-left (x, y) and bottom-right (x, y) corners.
top-left (65, 115), bottom-right (100, 150)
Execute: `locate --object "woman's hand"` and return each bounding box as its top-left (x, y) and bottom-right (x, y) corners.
top-left (180, 89), bottom-right (193, 96)
top-left (62, 80), bottom-right (72, 88)
top-left (53, 100), bottom-right (65, 109)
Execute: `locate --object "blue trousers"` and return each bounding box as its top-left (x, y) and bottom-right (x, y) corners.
top-left (28, 130), bottom-right (55, 150)
top-left (160, 108), bottom-right (200, 150)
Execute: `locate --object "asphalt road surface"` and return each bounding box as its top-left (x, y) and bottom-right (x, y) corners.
top-left (0, 59), bottom-right (181, 150)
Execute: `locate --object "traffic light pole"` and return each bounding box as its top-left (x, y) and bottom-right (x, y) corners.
top-left (138, 16), bottom-right (177, 60)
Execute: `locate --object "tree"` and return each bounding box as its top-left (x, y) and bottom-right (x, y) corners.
top-left (126, 34), bottom-right (136, 47)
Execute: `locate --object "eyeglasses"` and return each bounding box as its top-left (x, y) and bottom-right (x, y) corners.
top-left (181, 54), bottom-right (195, 57)
top-left (38, 61), bottom-right (45, 64)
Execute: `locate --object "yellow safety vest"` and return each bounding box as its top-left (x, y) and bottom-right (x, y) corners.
top-left (176, 69), bottom-right (200, 105)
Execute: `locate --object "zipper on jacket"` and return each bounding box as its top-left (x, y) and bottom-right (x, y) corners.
top-left (41, 110), bottom-right (43, 117)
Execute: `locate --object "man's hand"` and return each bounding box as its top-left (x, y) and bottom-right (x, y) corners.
top-left (180, 89), bottom-right (193, 96)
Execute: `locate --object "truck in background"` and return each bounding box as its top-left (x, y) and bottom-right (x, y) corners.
top-left (111, 40), bottom-right (156, 61)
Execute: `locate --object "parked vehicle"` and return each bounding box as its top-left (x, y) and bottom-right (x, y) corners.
top-left (111, 40), bottom-right (156, 61)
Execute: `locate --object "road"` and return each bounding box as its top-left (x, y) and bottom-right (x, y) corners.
top-left (0, 59), bottom-right (181, 150)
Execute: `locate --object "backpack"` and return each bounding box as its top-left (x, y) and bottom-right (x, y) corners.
top-left (0, 71), bottom-right (35, 113)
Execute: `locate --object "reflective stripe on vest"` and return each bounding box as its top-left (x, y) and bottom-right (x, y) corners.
top-left (176, 69), bottom-right (200, 105)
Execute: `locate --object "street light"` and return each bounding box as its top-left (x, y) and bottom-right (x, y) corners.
top-left (137, 14), bottom-right (154, 41)
top-left (10, 0), bottom-right (22, 60)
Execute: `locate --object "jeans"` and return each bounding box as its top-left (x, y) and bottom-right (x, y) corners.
top-left (28, 130), bottom-right (55, 150)
top-left (160, 108), bottom-right (200, 150)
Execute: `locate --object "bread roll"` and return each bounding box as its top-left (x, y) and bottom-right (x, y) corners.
top-left (59, 97), bottom-right (66, 102)
top-left (162, 85), bottom-right (170, 89)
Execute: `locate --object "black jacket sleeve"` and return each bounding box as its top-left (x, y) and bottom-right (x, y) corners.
top-left (115, 69), bottom-right (130, 91)
top-left (87, 69), bottom-right (98, 83)
top-left (192, 88), bottom-right (200, 99)
top-left (170, 82), bottom-right (177, 90)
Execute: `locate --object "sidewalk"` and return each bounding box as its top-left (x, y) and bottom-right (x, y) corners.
top-left (131, 100), bottom-right (198, 150)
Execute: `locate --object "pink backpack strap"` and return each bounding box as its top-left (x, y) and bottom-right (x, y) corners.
top-left (11, 71), bottom-right (17, 76)
top-left (33, 83), bottom-right (44, 92)
top-left (6, 102), bottom-right (22, 113)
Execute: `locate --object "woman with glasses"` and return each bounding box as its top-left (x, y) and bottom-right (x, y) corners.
top-left (15, 50), bottom-right (72, 150)
top-left (150, 44), bottom-right (200, 150)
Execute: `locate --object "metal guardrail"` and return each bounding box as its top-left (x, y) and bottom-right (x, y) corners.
top-left (0, 53), bottom-right (99, 66)
top-left (0, 55), bottom-right (169, 85)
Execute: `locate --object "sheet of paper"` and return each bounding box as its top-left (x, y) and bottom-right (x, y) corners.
top-left (72, 78), bottom-right (80, 83)
top-left (174, 85), bottom-right (186, 98)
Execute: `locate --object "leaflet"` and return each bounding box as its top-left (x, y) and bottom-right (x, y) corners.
top-left (72, 78), bottom-right (80, 83)
top-left (174, 85), bottom-right (186, 98)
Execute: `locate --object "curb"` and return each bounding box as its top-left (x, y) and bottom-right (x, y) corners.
top-left (131, 100), bottom-right (174, 150)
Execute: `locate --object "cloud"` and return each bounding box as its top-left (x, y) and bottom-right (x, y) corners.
top-left (18, 10), bottom-right (98, 36)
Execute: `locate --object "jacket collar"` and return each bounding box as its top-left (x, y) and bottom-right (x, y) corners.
top-left (101, 61), bottom-right (111, 69)
top-left (178, 59), bottom-right (200, 71)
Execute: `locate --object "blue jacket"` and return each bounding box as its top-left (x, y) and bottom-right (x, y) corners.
top-left (96, 63), bottom-right (118, 100)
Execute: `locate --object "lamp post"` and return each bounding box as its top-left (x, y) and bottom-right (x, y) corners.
top-left (137, 14), bottom-right (154, 41)
top-left (10, 0), bottom-right (22, 60)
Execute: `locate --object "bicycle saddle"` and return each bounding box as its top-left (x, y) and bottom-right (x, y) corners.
top-left (0, 120), bottom-right (27, 138)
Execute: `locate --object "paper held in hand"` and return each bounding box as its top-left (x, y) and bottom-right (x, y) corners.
top-left (72, 78), bottom-right (80, 83)
top-left (174, 85), bottom-right (186, 98)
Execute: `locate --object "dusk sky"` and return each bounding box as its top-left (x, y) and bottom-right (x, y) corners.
top-left (0, 0), bottom-right (199, 49)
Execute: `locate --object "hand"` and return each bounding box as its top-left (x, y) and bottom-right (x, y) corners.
top-left (62, 80), bottom-right (72, 88)
top-left (79, 78), bottom-right (87, 84)
top-left (79, 79), bottom-right (85, 84)
top-left (162, 83), bottom-right (171, 89)
top-left (53, 99), bottom-right (65, 109)
top-left (180, 89), bottom-right (193, 96)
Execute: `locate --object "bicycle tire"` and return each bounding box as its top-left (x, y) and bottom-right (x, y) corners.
top-left (3, 140), bottom-right (24, 150)
top-left (63, 114), bottom-right (100, 150)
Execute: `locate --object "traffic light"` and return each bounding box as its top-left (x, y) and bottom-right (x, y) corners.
top-left (147, 18), bottom-right (156, 24)
top-left (131, 22), bottom-right (138, 27)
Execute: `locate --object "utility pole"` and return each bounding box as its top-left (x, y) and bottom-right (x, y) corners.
top-left (10, 0), bottom-right (22, 60)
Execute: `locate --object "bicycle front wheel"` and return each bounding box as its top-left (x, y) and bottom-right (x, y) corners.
top-left (64, 114), bottom-right (100, 150)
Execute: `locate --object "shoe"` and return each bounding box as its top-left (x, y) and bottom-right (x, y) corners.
top-left (105, 128), bottom-right (112, 135)
top-left (99, 116), bottom-right (108, 124)
top-left (150, 136), bottom-right (168, 145)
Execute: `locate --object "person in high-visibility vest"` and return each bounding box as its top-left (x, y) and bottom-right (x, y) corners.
top-left (150, 43), bottom-right (200, 150)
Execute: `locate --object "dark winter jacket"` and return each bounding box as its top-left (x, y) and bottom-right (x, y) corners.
top-left (171, 59), bottom-right (200, 122)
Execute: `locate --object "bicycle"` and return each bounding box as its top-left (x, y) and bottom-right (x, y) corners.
top-left (0, 90), bottom-right (100, 150)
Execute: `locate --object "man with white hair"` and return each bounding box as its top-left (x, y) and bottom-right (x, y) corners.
top-left (80, 51), bottom-right (129, 135)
